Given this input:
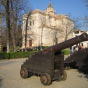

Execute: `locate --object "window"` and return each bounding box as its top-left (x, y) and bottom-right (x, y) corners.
top-left (29, 40), bottom-right (32, 47)
top-left (75, 31), bottom-right (79, 34)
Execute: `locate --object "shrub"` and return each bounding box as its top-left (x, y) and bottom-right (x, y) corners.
top-left (0, 53), bottom-right (9, 59)
top-left (0, 51), bottom-right (37, 59)
top-left (62, 49), bottom-right (70, 55)
top-left (0, 49), bottom-right (70, 59)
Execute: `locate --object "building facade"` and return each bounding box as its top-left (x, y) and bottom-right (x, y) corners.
top-left (73, 30), bottom-right (88, 48)
top-left (22, 3), bottom-right (74, 48)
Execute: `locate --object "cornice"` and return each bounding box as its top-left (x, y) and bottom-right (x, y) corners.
top-left (23, 9), bottom-right (73, 22)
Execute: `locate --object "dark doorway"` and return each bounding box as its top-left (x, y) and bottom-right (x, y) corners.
top-left (29, 40), bottom-right (32, 47)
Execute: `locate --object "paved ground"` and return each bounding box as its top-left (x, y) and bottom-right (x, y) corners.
top-left (0, 58), bottom-right (88, 88)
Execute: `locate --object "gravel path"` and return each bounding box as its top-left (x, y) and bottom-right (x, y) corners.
top-left (0, 59), bottom-right (88, 88)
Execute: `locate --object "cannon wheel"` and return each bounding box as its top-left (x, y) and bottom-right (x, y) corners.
top-left (40, 73), bottom-right (52, 85)
top-left (61, 71), bottom-right (67, 80)
top-left (20, 68), bottom-right (29, 78)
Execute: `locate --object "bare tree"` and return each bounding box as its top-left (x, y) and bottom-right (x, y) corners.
top-left (53, 29), bottom-right (61, 45)
top-left (0, 14), bottom-right (2, 52)
top-left (73, 18), bottom-right (82, 30)
top-left (10, 0), bottom-right (32, 52)
top-left (85, 0), bottom-right (88, 7)
top-left (83, 16), bottom-right (88, 29)
top-left (39, 16), bottom-right (63, 47)
top-left (10, 0), bottom-right (16, 52)
top-left (24, 11), bottom-right (32, 49)
top-left (0, 0), bottom-right (32, 52)
top-left (83, 0), bottom-right (88, 30)
top-left (62, 19), bottom-right (74, 41)
top-left (67, 14), bottom-right (82, 30)
top-left (4, 0), bottom-right (11, 53)
top-left (52, 23), bottom-right (63, 45)
top-left (16, 24), bottom-right (22, 47)
top-left (39, 16), bottom-right (46, 47)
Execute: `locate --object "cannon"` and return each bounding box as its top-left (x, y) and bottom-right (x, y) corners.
top-left (64, 48), bottom-right (88, 73)
top-left (20, 33), bottom-right (88, 85)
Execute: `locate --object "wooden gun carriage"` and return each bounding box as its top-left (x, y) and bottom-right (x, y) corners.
top-left (20, 33), bottom-right (88, 85)
top-left (64, 48), bottom-right (88, 73)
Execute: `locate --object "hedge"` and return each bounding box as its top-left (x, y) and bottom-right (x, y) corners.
top-left (0, 51), bottom-right (37, 59)
top-left (62, 49), bottom-right (70, 55)
top-left (0, 49), bottom-right (70, 59)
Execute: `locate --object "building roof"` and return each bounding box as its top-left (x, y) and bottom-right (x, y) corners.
top-left (48, 2), bottom-right (53, 8)
top-left (23, 1), bottom-right (73, 23)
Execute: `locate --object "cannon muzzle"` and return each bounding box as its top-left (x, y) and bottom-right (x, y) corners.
top-left (48, 33), bottom-right (88, 53)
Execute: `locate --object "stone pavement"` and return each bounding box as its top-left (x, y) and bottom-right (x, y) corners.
top-left (0, 58), bottom-right (88, 88)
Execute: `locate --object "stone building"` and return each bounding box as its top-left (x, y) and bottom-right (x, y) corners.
top-left (22, 2), bottom-right (74, 48)
top-left (73, 30), bottom-right (88, 48)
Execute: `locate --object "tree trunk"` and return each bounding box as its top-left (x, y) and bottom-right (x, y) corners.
top-left (10, 0), bottom-right (16, 52)
top-left (40, 27), bottom-right (43, 47)
top-left (11, 24), bottom-right (16, 52)
top-left (25, 12), bottom-right (31, 49)
top-left (0, 16), bottom-right (2, 52)
top-left (5, 0), bottom-right (11, 53)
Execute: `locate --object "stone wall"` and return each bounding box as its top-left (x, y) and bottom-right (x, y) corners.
top-left (22, 5), bottom-right (74, 48)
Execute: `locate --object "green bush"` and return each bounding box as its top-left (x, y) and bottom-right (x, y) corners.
top-left (0, 49), bottom-right (70, 59)
top-left (0, 53), bottom-right (9, 59)
top-left (62, 49), bottom-right (70, 55)
top-left (0, 51), bottom-right (37, 59)
top-left (42, 46), bottom-right (49, 49)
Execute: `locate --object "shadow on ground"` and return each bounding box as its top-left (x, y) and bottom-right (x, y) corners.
top-left (0, 76), bottom-right (3, 88)
top-left (77, 69), bottom-right (88, 79)
top-left (85, 74), bottom-right (88, 79)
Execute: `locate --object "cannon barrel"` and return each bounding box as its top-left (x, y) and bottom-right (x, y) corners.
top-left (48, 33), bottom-right (88, 53)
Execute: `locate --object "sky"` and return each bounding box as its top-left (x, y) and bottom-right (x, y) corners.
top-left (28, 0), bottom-right (88, 30)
